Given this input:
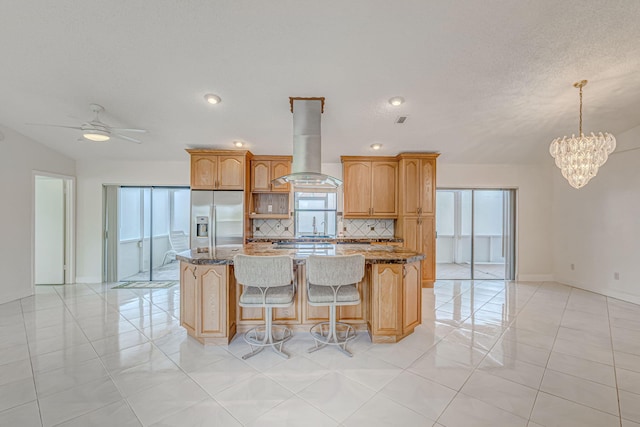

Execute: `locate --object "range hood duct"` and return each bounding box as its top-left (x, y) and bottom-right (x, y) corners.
top-left (272, 97), bottom-right (343, 188)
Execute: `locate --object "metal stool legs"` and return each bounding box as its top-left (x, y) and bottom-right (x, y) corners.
top-left (242, 307), bottom-right (292, 360)
top-left (307, 305), bottom-right (356, 357)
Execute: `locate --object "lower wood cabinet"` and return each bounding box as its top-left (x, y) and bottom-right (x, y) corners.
top-left (180, 262), bottom-right (236, 344)
top-left (181, 261), bottom-right (421, 345)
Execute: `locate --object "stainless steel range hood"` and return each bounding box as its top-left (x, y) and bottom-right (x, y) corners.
top-left (272, 97), bottom-right (343, 188)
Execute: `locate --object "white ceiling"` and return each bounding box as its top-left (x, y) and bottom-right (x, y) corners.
top-left (1, 1), bottom-right (639, 164)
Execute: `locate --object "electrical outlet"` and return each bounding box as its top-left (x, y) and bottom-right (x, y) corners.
top-left (284, 227), bottom-right (289, 231)
top-left (614, 272), bottom-right (620, 280)
top-left (267, 204), bottom-right (273, 213)
top-left (370, 226), bottom-right (375, 231)
top-left (570, 263), bottom-right (575, 270)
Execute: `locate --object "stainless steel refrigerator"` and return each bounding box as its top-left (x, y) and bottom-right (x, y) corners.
top-left (190, 191), bottom-right (244, 251)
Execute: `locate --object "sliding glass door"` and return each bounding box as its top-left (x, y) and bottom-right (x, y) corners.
top-left (104, 186), bottom-right (190, 282)
top-left (436, 189), bottom-right (515, 280)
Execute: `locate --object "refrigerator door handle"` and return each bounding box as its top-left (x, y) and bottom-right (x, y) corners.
top-left (209, 204), bottom-right (216, 254)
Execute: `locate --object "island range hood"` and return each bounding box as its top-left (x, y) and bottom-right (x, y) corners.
top-left (272, 97), bottom-right (343, 188)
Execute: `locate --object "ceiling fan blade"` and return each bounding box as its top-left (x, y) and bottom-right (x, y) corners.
top-left (26, 123), bottom-right (83, 130)
top-left (111, 127), bottom-right (147, 133)
top-left (113, 133), bottom-right (142, 144)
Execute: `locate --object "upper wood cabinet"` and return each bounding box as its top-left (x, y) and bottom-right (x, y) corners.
top-left (341, 157), bottom-right (398, 218)
top-left (250, 156), bottom-right (292, 192)
top-left (398, 154), bottom-right (438, 216)
top-left (187, 150), bottom-right (248, 190)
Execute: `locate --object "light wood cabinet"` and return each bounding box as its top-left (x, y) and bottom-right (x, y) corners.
top-left (180, 262), bottom-right (236, 344)
top-left (341, 157), bottom-right (398, 218)
top-left (250, 156), bottom-right (291, 192)
top-left (396, 153), bottom-right (439, 287)
top-left (369, 261), bottom-right (421, 343)
top-left (187, 150), bottom-right (247, 190)
top-left (398, 155), bottom-right (436, 216)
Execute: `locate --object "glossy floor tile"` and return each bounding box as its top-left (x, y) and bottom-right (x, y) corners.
top-left (1, 279), bottom-right (640, 425)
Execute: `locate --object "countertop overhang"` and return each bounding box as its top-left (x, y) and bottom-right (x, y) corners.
top-left (177, 243), bottom-right (424, 265)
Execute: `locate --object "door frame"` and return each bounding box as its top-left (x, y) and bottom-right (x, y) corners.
top-left (32, 171), bottom-right (76, 289)
top-left (436, 187), bottom-right (517, 280)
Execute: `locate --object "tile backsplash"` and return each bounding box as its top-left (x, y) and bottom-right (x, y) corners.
top-left (252, 218), bottom-right (394, 238)
top-left (252, 219), bottom-right (295, 238)
top-left (343, 219), bottom-right (394, 237)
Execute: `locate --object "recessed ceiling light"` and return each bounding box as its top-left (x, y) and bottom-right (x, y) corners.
top-left (233, 140), bottom-right (244, 148)
top-left (371, 143), bottom-right (382, 150)
top-left (388, 96), bottom-right (405, 106)
top-left (204, 94), bottom-right (221, 104)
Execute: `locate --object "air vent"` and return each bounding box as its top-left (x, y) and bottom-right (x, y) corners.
top-left (395, 116), bottom-right (408, 124)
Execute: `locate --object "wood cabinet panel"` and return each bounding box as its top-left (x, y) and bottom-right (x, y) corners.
top-left (218, 155), bottom-right (245, 189)
top-left (271, 160), bottom-right (291, 192)
top-left (371, 264), bottom-right (402, 335)
top-left (343, 161), bottom-right (372, 217)
top-left (421, 216), bottom-right (436, 283)
top-left (250, 157), bottom-right (291, 192)
top-left (180, 263), bottom-right (197, 331)
top-left (191, 156), bottom-right (217, 190)
top-left (400, 158), bottom-right (420, 216)
top-left (251, 160), bottom-right (271, 192)
top-left (371, 161), bottom-right (398, 217)
top-left (420, 159), bottom-right (435, 215)
top-left (200, 266), bottom-right (226, 335)
top-left (187, 151), bottom-right (247, 190)
top-left (403, 262), bottom-right (421, 332)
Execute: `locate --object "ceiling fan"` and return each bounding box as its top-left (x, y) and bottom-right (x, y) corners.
top-left (27, 104), bottom-right (147, 144)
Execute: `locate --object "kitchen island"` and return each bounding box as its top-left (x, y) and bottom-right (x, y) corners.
top-left (177, 243), bottom-right (425, 345)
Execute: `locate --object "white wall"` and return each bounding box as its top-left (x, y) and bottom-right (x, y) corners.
top-left (552, 124), bottom-right (640, 304)
top-left (438, 163), bottom-right (554, 281)
top-left (75, 159), bottom-right (189, 282)
top-left (0, 125), bottom-right (75, 304)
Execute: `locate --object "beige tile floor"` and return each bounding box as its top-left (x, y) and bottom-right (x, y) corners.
top-left (1, 279), bottom-right (640, 426)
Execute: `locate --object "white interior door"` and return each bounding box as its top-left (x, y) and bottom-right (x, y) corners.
top-left (35, 176), bottom-right (64, 284)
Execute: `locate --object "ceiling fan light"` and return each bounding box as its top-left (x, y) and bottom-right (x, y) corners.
top-left (83, 130), bottom-right (110, 141)
top-left (204, 94), bottom-right (221, 105)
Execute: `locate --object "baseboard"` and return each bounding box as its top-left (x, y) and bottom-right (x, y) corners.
top-left (517, 274), bottom-right (554, 282)
top-left (0, 289), bottom-right (32, 305)
top-left (554, 277), bottom-right (640, 306)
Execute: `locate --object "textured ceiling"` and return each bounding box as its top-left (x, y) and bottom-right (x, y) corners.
top-left (1, 0), bottom-right (639, 164)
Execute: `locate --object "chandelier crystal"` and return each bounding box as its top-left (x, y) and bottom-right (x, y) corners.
top-left (549, 80), bottom-right (616, 189)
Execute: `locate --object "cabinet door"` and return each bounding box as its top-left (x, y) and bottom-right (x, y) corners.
top-left (338, 280), bottom-right (366, 322)
top-left (371, 264), bottom-right (402, 336)
top-left (180, 262), bottom-right (197, 331)
top-left (199, 266), bottom-right (227, 336)
top-left (371, 161), bottom-right (397, 217)
top-left (271, 160), bottom-right (291, 192)
top-left (400, 217), bottom-right (421, 254)
top-left (343, 161), bottom-right (372, 217)
top-left (191, 155), bottom-right (217, 189)
top-left (420, 159), bottom-right (436, 215)
top-left (402, 261), bottom-right (421, 332)
top-left (401, 158), bottom-right (421, 216)
top-left (218, 155), bottom-right (245, 189)
top-left (251, 160), bottom-right (271, 192)
top-left (421, 216), bottom-right (436, 284)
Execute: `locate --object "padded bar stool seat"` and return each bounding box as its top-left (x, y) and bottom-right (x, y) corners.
top-left (306, 254), bottom-right (365, 357)
top-left (234, 254), bottom-right (295, 359)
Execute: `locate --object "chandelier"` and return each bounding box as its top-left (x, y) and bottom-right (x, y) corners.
top-left (549, 80), bottom-right (616, 189)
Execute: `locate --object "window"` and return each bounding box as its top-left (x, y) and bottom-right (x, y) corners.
top-left (294, 192), bottom-right (337, 236)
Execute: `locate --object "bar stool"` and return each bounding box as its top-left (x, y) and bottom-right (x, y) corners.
top-left (233, 254), bottom-right (295, 359)
top-left (306, 254), bottom-right (365, 357)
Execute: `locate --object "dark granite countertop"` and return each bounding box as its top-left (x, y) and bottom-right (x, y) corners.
top-left (176, 243), bottom-right (424, 265)
top-left (246, 237), bottom-right (404, 243)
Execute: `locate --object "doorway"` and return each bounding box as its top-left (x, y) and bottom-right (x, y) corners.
top-left (33, 173), bottom-right (75, 285)
top-left (104, 186), bottom-right (190, 282)
top-left (435, 189), bottom-right (516, 280)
